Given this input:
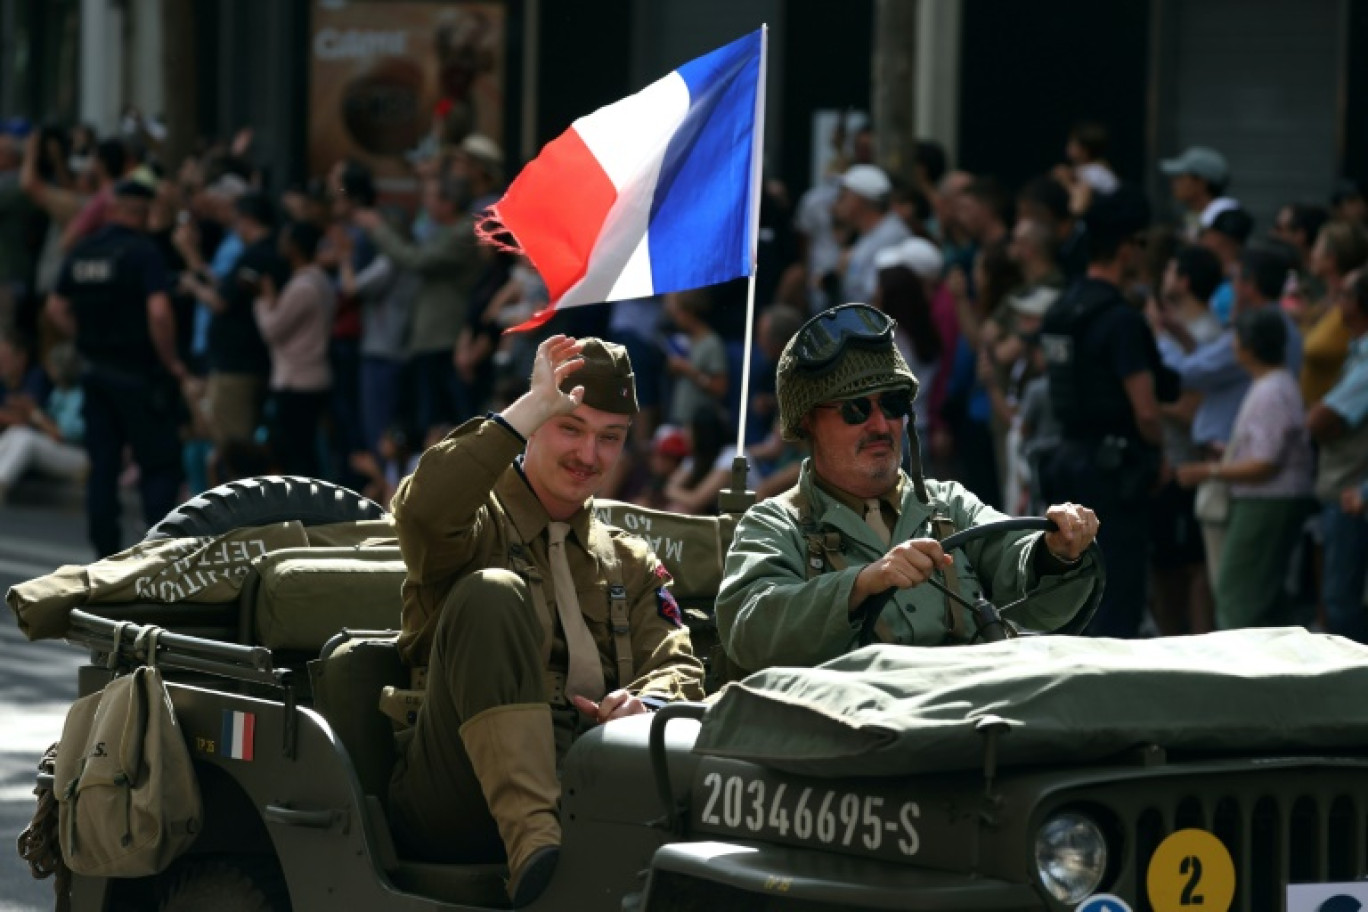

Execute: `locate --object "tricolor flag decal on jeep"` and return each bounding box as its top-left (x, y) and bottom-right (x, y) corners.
top-left (221, 710), bottom-right (256, 761)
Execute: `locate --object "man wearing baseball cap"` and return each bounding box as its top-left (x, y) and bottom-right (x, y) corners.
top-left (1161, 145), bottom-right (1240, 239)
top-left (388, 335), bottom-right (704, 905)
top-left (716, 304), bottom-right (1101, 675)
top-left (835, 163), bottom-right (910, 305)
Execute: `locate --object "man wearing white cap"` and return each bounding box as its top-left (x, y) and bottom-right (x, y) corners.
top-left (1160, 145), bottom-right (1240, 240)
top-left (834, 163), bottom-right (909, 305)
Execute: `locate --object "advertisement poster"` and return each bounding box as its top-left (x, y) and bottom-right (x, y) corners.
top-left (308, 0), bottom-right (505, 194)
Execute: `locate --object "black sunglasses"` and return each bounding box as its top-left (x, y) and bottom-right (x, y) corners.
top-left (815, 390), bottom-right (913, 426)
top-left (793, 305), bottom-right (895, 375)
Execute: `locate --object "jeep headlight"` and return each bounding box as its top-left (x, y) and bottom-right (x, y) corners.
top-left (1034, 811), bottom-right (1107, 903)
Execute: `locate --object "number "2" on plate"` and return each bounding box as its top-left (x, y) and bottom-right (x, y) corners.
top-left (1179, 854), bottom-right (1203, 906)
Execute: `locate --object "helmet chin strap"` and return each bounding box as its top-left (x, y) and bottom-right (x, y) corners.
top-left (906, 424), bottom-right (930, 505)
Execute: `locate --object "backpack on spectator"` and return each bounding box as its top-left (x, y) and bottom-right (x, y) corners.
top-left (53, 648), bottom-right (202, 877)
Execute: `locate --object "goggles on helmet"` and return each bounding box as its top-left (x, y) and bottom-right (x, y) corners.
top-left (814, 390), bottom-right (913, 426)
top-left (792, 304), bottom-right (895, 376)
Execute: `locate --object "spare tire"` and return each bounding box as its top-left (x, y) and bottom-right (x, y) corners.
top-left (144, 476), bottom-right (387, 542)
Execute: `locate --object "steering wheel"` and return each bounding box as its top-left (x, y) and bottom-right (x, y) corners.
top-left (856, 517), bottom-right (1106, 647)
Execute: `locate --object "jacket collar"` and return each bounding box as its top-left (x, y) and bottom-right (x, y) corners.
top-left (493, 462), bottom-right (594, 546)
top-left (798, 459), bottom-right (935, 547)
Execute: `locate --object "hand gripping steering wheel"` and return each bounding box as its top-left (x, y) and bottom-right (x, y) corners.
top-left (856, 517), bottom-right (1106, 648)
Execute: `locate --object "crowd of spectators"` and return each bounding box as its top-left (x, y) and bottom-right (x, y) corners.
top-left (0, 109), bottom-right (1365, 639)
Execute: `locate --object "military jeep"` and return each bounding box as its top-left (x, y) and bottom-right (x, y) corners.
top-left (13, 476), bottom-right (1368, 912)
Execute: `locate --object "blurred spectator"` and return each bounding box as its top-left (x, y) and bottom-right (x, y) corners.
top-left (1331, 178), bottom-right (1367, 229)
top-left (0, 329), bottom-right (51, 430)
top-left (1148, 244), bottom-right (1224, 635)
top-left (941, 239), bottom-right (1019, 507)
top-left (663, 406), bottom-right (740, 515)
top-left (1061, 121), bottom-right (1119, 198)
top-left (255, 220), bottom-right (335, 477)
top-left (324, 160), bottom-right (378, 481)
top-left (183, 190), bottom-right (284, 462)
top-left (911, 140), bottom-right (948, 237)
top-left (1161, 243), bottom-right (1303, 590)
top-left (793, 163), bottom-right (843, 313)
top-left (604, 295), bottom-right (665, 456)
top-left (0, 342), bottom-right (87, 500)
top-left (1300, 220), bottom-right (1368, 407)
top-left (1307, 268), bottom-right (1368, 641)
top-left (956, 176), bottom-right (1010, 250)
top-left (354, 174), bottom-right (479, 435)
top-left (281, 178), bottom-right (330, 228)
top-left (936, 169), bottom-right (976, 277)
top-left (834, 164), bottom-right (907, 304)
top-left (1178, 308), bottom-right (1313, 629)
top-left (663, 289), bottom-right (727, 428)
top-left (19, 127), bottom-right (87, 299)
top-left (1273, 202), bottom-right (1330, 279)
top-left (174, 172), bottom-right (249, 372)
top-left (631, 424), bottom-right (689, 511)
top-left (349, 424), bottom-right (418, 506)
top-left (0, 121), bottom-right (40, 312)
top-left (451, 133), bottom-right (504, 214)
top-left (60, 138), bottom-right (129, 251)
top-left (981, 284), bottom-right (1056, 513)
top-left (47, 179), bottom-right (187, 557)
top-left (748, 303), bottom-right (804, 450)
top-left (888, 176), bottom-right (931, 238)
top-left (1199, 207), bottom-right (1254, 326)
top-left (1017, 175), bottom-right (1088, 281)
top-left (1039, 187), bottom-right (1177, 637)
top-left (1016, 341), bottom-right (1059, 514)
top-left (1007, 217), bottom-right (1064, 291)
top-left (1161, 145), bottom-right (1238, 240)
top-left (335, 208), bottom-right (417, 457)
top-left (871, 252), bottom-right (942, 445)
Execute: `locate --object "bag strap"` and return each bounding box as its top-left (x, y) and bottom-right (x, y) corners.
top-left (779, 484), bottom-right (900, 642)
top-left (119, 667), bottom-right (151, 782)
top-left (776, 484), bottom-right (848, 580)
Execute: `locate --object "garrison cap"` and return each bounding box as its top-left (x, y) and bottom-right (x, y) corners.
top-left (561, 337), bottom-right (638, 415)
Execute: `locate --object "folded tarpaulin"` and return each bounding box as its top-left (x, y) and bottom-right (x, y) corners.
top-left (7, 519), bottom-right (397, 641)
top-left (694, 628), bottom-right (1368, 778)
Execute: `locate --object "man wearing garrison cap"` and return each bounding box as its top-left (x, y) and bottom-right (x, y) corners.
top-left (388, 335), bottom-right (703, 905)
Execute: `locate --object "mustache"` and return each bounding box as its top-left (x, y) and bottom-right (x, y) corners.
top-left (857, 434), bottom-right (896, 451)
top-left (561, 459), bottom-right (599, 474)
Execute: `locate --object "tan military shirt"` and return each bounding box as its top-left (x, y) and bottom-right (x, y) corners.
top-left (391, 416), bottom-right (705, 704)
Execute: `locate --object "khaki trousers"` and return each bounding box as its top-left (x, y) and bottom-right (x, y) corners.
top-left (387, 568), bottom-right (547, 863)
top-left (206, 373), bottom-right (265, 445)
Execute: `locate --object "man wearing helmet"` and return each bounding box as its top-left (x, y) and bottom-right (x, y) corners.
top-left (716, 304), bottom-right (1102, 674)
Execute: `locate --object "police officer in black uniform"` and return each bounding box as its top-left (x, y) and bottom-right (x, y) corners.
top-left (1038, 187), bottom-right (1178, 638)
top-left (47, 179), bottom-right (188, 557)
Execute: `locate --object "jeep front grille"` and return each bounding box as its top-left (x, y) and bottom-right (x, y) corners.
top-left (1072, 768), bottom-right (1368, 912)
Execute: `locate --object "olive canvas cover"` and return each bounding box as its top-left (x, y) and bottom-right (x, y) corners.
top-left (694, 628), bottom-right (1368, 777)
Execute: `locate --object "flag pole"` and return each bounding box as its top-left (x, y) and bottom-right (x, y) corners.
top-left (721, 24), bottom-right (768, 513)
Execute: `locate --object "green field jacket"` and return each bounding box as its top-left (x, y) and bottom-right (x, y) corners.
top-left (716, 461), bottom-right (1099, 672)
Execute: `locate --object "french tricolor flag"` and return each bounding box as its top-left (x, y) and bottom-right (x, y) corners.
top-left (482, 28), bottom-right (767, 330)
top-left (221, 709), bottom-right (255, 761)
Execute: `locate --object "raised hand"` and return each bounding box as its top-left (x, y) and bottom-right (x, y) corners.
top-left (501, 335), bottom-right (587, 438)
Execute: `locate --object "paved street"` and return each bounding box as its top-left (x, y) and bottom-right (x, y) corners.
top-left (0, 498), bottom-right (142, 911)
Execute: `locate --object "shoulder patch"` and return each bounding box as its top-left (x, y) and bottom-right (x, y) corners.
top-left (656, 586), bottom-right (683, 628)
